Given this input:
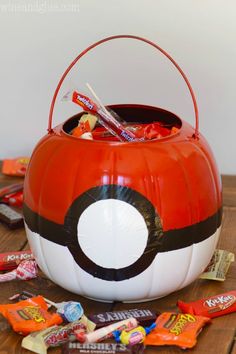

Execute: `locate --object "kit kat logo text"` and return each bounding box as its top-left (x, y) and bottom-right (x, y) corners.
top-left (204, 295), bottom-right (235, 308)
top-left (6, 253), bottom-right (33, 262)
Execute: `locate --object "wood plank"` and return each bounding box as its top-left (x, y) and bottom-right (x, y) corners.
top-left (222, 175), bottom-right (236, 190)
top-left (222, 175), bottom-right (236, 207)
top-left (231, 339), bottom-right (236, 354)
top-left (0, 224), bottom-right (27, 252)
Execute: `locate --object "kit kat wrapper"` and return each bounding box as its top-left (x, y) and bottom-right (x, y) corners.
top-left (0, 250), bottom-right (33, 271)
top-left (177, 290), bottom-right (236, 318)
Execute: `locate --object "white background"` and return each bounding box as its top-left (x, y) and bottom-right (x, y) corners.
top-left (0, 0), bottom-right (235, 174)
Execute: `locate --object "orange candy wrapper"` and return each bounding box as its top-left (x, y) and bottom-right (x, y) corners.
top-left (2, 157), bottom-right (30, 176)
top-left (72, 120), bottom-right (91, 138)
top-left (0, 296), bottom-right (62, 335)
top-left (144, 312), bottom-right (210, 349)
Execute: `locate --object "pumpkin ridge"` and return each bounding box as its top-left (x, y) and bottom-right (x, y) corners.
top-left (170, 142), bottom-right (197, 226)
top-left (189, 138), bottom-right (222, 211)
top-left (176, 243), bottom-right (194, 290)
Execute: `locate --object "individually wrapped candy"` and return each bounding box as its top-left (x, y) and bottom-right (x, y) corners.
top-left (0, 259), bottom-right (37, 283)
top-left (63, 88), bottom-right (143, 142)
top-left (199, 249), bottom-right (235, 281)
top-left (63, 84), bottom-right (180, 142)
top-left (62, 342), bottom-right (145, 354)
top-left (0, 296), bottom-right (63, 335)
top-left (88, 308), bottom-right (158, 329)
top-left (0, 250), bottom-right (33, 271)
top-left (177, 290), bottom-right (236, 319)
top-left (10, 292), bottom-right (84, 321)
top-left (71, 119), bottom-right (92, 139)
top-left (144, 312), bottom-right (210, 349)
top-left (9, 291), bottom-right (39, 302)
top-left (9, 291), bottom-right (55, 309)
top-left (51, 300), bottom-right (84, 322)
top-left (2, 157), bottom-right (30, 176)
top-left (75, 318), bottom-right (138, 343)
top-left (79, 113), bottom-right (98, 130)
top-left (36, 296), bottom-right (84, 323)
top-left (0, 182), bottom-right (24, 200)
top-left (71, 113), bottom-right (98, 140)
top-left (0, 203), bottom-right (24, 229)
top-left (2, 190), bottom-right (23, 207)
top-left (133, 123), bottom-right (178, 140)
top-left (22, 315), bottom-right (96, 354)
top-left (113, 323), bottom-right (156, 346)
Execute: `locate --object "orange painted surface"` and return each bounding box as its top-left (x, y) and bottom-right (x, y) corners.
top-left (24, 115), bottom-right (221, 232)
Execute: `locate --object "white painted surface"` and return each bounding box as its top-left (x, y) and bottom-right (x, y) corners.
top-left (78, 199), bottom-right (148, 268)
top-left (25, 222), bottom-right (221, 302)
top-left (0, 0), bottom-right (235, 174)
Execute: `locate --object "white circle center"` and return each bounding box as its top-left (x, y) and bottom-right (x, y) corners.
top-left (77, 199), bottom-right (148, 268)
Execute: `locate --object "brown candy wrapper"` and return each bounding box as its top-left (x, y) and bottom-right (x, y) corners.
top-left (0, 203), bottom-right (24, 229)
top-left (62, 343), bottom-right (145, 354)
top-left (200, 249), bottom-right (235, 281)
top-left (88, 309), bottom-right (158, 329)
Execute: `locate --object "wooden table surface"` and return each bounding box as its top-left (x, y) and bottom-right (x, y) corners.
top-left (0, 172), bottom-right (235, 354)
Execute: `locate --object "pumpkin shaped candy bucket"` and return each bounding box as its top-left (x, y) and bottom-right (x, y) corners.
top-left (23, 35), bottom-right (222, 302)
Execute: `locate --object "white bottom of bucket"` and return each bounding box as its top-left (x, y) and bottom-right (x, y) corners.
top-left (25, 223), bottom-right (221, 303)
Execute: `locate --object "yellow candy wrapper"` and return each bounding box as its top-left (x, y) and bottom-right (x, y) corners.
top-left (200, 249), bottom-right (235, 281)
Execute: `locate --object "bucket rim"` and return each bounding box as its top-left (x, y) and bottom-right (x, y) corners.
top-left (58, 103), bottom-right (185, 145)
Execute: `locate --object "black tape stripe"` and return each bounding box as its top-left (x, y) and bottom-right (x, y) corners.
top-left (24, 203), bottom-right (67, 246)
top-left (23, 202), bottom-right (222, 252)
top-left (23, 184), bottom-right (222, 281)
top-left (160, 207), bottom-right (222, 252)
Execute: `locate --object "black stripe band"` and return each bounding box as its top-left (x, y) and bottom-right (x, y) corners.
top-left (23, 184), bottom-right (222, 281)
top-left (23, 203), bottom-right (222, 252)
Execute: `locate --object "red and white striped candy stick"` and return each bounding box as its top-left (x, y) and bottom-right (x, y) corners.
top-left (0, 259), bottom-right (37, 283)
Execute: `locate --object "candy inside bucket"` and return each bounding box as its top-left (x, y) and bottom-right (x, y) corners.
top-left (63, 104), bottom-right (182, 142)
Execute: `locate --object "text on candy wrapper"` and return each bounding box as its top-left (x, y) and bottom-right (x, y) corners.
top-left (76, 94), bottom-right (94, 110)
top-left (204, 295), bottom-right (235, 308)
top-left (6, 253), bottom-right (32, 262)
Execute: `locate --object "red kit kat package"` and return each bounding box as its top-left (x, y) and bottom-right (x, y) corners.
top-left (178, 290), bottom-right (236, 319)
top-left (0, 250), bottom-right (33, 271)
